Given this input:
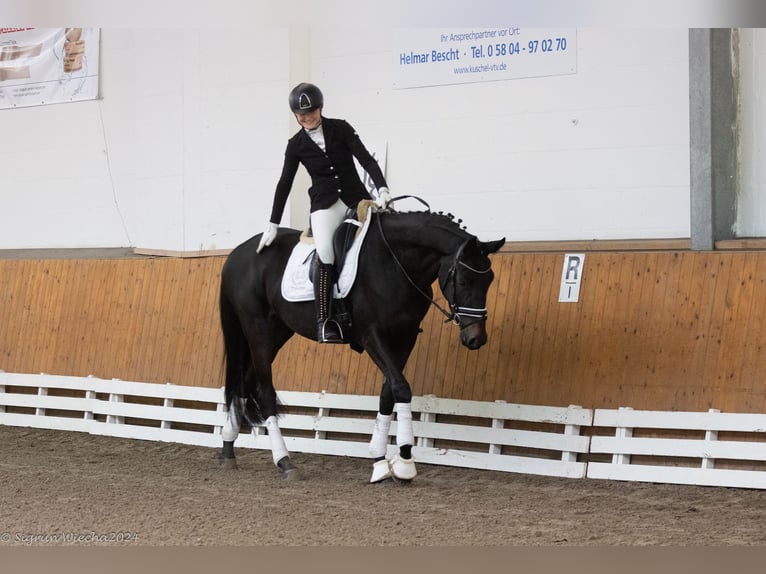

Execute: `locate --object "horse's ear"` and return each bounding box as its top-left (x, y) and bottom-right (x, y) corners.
top-left (480, 238), bottom-right (505, 255)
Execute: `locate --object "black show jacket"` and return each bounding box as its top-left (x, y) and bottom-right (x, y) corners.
top-left (269, 117), bottom-right (388, 224)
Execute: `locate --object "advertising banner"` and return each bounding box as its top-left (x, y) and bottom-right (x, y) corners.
top-left (0, 28), bottom-right (100, 109)
top-left (394, 27), bottom-right (576, 89)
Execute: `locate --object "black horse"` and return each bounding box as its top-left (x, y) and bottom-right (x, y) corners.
top-left (218, 201), bottom-right (505, 481)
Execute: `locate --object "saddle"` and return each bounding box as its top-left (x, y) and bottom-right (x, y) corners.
top-left (307, 199), bottom-right (375, 281)
top-left (281, 201), bottom-right (374, 304)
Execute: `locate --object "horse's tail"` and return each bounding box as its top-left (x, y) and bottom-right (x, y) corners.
top-left (219, 287), bottom-right (268, 425)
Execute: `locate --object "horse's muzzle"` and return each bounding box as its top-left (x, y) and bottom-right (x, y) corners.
top-left (460, 322), bottom-right (488, 350)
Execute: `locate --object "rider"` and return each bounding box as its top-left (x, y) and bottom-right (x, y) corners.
top-left (256, 82), bottom-right (391, 343)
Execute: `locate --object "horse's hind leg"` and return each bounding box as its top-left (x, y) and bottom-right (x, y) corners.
top-left (263, 415), bottom-right (299, 480)
top-left (243, 319), bottom-right (301, 481)
top-left (220, 397), bottom-right (245, 470)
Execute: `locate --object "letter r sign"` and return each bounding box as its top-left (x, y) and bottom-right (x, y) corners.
top-left (558, 253), bottom-right (585, 302)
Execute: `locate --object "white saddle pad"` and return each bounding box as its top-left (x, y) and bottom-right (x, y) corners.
top-left (281, 207), bottom-right (373, 302)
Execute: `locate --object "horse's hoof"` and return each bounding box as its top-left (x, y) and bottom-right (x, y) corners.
top-left (370, 459), bottom-right (393, 483)
top-left (281, 466), bottom-right (302, 481)
top-left (219, 457), bottom-right (238, 470)
top-left (390, 454), bottom-right (417, 481)
top-left (277, 456), bottom-right (301, 481)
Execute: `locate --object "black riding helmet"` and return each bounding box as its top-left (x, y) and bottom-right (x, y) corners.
top-left (289, 82), bottom-right (323, 113)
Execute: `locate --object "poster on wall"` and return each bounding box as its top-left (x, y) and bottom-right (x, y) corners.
top-left (394, 27), bottom-right (576, 89)
top-left (0, 28), bottom-right (100, 109)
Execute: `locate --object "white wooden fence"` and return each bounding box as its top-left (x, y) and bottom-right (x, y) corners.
top-left (0, 371), bottom-right (590, 479)
top-left (2, 371), bottom-right (766, 489)
top-left (587, 406), bottom-right (766, 489)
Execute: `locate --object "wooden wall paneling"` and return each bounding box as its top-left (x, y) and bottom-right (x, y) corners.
top-left (508, 254), bottom-right (539, 403)
top-left (162, 259), bottom-right (188, 385)
top-left (133, 260), bottom-right (163, 382)
top-left (575, 253), bottom-right (611, 409)
top-left (698, 254), bottom-right (733, 409)
top-left (658, 253), bottom-right (691, 408)
top-left (107, 261), bottom-right (131, 381)
top-left (296, 338), bottom-right (318, 393)
top-left (600, 253), bottom-right (640, 408)
top-left (0, 262), bottom-right (17, 367)
top-left (39, 261), bottom-right (63, 374)
top-left (656, 252), bottom-right (689, 408)
top-left (714, 253), bottom-right (755, 412)
top-left (512, 254), bottom-right (545, 405)
top-left (19, 261), bottom-right (44, 374)
top-left (625, 253), bottom-right (660, 407)
top-left (526, 254), bottom-right (563, 405)
top-left (68, 261), bottom-right (92, 377)
top-left (89, 260), bottom-right (113, 379)
top-left (588, 254), bottom-right (623, 404)
top-left (42, 259), bottom-right (64, 375)
top-left (155, 260), bottom-right (180, 385)
top-left (197, 259), bottom-right (224, 389)
top-left (738, 254), bottom-right (766, 413)
top-left (4, 260), bottom-right (24, 372)
top-left (6, 250), bottom-right (766, 415)
top-left (475, 254), bottom-right (513, 403)
top-left (540, 255), bottom-right (580, 407)
top-left (663, 253), bottom-right (695, 408)
top-left (317, 344), bottom-right (338, 394)
top-left (682, 253), bottom-right (715, 408)
top-left (171, 261), bottom-right (197, 387)
top-left (31, 259), bottom-right (54, 375)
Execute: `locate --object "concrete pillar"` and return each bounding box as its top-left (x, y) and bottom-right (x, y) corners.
top-left (689, 29), bottom-right (738, 250)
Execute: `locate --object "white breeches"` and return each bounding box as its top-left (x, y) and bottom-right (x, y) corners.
top-left (310, 198), bottom-right (348, 264)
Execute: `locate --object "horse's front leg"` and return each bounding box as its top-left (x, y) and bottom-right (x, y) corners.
top-left (369, 379), bottom-right (394, 482)
top-left (366, 337), bottom-right (418, 483)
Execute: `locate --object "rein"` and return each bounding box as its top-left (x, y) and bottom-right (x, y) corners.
top-left (375, 196), bottom-right (488, 326)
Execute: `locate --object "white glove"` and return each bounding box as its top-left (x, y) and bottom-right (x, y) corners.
top-left (375, 187), bottom-right (391, 209)
top-left (256, 222), bottom-right (278, 253)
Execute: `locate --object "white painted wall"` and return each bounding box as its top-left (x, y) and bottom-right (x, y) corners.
top-left (314, 28), bottom-right (691, 242)
top-left (0, 26), bottom-right (712, 250)
top-left (737, 28), bottom-right (766, 237)
top-left (1, 28), bottom-right (290, 251)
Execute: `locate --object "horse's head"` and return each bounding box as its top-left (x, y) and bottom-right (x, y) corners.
top-left (439, 236), bottom-right (505, 350)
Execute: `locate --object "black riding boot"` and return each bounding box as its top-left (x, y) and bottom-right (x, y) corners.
top-left (314, 262), bottom-right (344, 344)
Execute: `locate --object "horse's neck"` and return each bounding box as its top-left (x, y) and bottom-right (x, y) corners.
top-left (381, 214), bottom-right (468, 278)
top-left (392, 214), bottom-right (468, 253)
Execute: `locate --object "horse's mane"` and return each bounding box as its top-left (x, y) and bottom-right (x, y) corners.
top-left (379, 209), bottom-right (474, 242)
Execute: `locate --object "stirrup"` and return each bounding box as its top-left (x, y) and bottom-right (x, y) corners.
top-left (318, 318), bottom-right (344, 344)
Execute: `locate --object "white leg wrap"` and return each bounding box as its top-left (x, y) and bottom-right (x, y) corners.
top-left (265, 416), bottom-right (289, 465)
top-left (369, 413), bottom-right (392, 458)
top-left (221, 404), bottom-right (241, 442)
top-left (395, 402), bottom-right (414, 447)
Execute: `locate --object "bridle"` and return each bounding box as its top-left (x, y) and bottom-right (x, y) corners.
top-left (375, 198), bottom-right (491, 327)
top-left (444, 240), bottom-right (492, 326)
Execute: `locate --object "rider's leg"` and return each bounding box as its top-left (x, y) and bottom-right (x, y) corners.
top-left (310, 200), bottom-right (347, 343)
